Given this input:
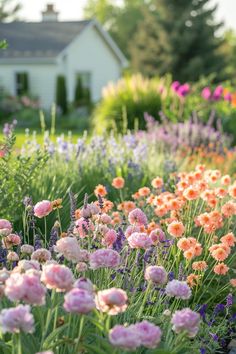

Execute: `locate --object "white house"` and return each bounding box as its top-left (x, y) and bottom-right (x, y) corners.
top-left (0, 4), bottom-right (128, 108)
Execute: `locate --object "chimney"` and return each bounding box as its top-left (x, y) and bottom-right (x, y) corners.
top-left (42, 4), bottom-right (59, 22)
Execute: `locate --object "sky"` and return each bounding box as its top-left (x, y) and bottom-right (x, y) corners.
top-left (17, 0), bottom-right (236, 31)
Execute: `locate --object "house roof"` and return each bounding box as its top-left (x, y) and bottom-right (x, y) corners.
top-left (0, 19), bottom-right (128, 66)
top-left (0, 20), bottom-right (91, 59)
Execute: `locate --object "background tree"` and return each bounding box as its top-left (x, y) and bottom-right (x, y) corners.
top-left (0, 0), bottom-right (21, 22)
top-left (83, 0), bottom-right (116, 27)
top-left (130, 0), bottom-right (226, 81)
top-left (56, 75), bottom-right (68, 115)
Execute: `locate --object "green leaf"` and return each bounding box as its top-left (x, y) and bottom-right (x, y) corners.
top-left (43, 324), bottom-right (68, 349)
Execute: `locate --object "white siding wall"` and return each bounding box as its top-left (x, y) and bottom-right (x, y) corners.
top-left (63, 25), bottom-right (122, 102)
top-left (0, 63), bottom-right (58, 108)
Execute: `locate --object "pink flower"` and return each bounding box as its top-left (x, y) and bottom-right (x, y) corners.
top-left (89, 249), bottom-right (120, 269)
top-left (20, 244), bottom-right (34, 255)
top-left (96, 288), bottom-right (128, 315)
top-left (102, 229), bottom-right (117, 247)
top-left (171, 308), bottom-right (200, 337)
top-left (109, 325), bottom-right (141, 350)
top-left (100, 213), bottom-right (112, 224)
top-left (3, 234), bottom-right (21, 249)
top-left (34, 200), bottom-right (52, 218)
top-left (80, 203), bottom-right (100, 218)
top-left (124, 225), bottom-right (140, 239)
top-left (31, 248), bottom-right (51, 263)
top-left (16, 260), bottom-right (40, 272)
top-left (128, 232), bottom-right (152, 249)
top-left (74, 277), bottom-right (94, 293)
top-left (54, 237), bottom-right (80, 263)
top-left (41, 264), bottom-right (74, 292)
top-left (202, 87), bottom-right (211, 100)
top-left (76, 262), bottom-right (88, 272)
top-left (64, 288), bottom-right (95, 314)
top-left (74, 218), bottom-right (94, 238)
top-left (5, 271), bottom-right (46, 305)
top-left (213, 85), bottom-right (223, 101)
top-left (0, 219), bottom-right (12, 230)
top-left (7, 251), bottom-right (19, 262)
top-left (165, 280), bottom-right (192, 300)
top-left (128, 208), bottom-right (147, 226)
top-left (150, 229), bottom-right (165, 244)
top-left (171, 81), bottom-right (180, 92)
top-left (0, 268), bottom-right (10, 283)
top-left (145, 266), bottom-right (167, 285)
top-left (131, 321), bottom-right (162, 348)
top-left (0, 305), bottom-right (34, 333)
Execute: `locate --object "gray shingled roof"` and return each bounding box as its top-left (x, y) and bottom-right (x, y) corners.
top-left (0, 20), bottom-right (91, 58)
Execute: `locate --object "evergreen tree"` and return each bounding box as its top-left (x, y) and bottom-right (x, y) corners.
top-left (56, 76), bottom-right (68, 115)
top-left (0, 0), bottom-right (21, 22)
top-left (74, 76), bottom-right (84, 108)
top-left (130, 0), bottom-right (226, 81)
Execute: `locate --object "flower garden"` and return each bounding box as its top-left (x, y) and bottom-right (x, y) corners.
top-left (0, 78), bottom-right (236, 354)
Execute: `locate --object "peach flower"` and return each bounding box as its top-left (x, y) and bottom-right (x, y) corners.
top-left (167, 221), bottom-right (185, 238)
top-left (112, 177), bottom-right (125, 189)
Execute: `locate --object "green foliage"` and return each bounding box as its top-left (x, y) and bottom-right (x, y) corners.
top-left (93, 74), bottom-right (162, 133)
top-left (130, 0), bottom-right (226, 81)
top-left (0, 133), bottom-right (48, 222)
top-left (0, 39), bottom-right (7, 48)
top-left (56, 75), bottom-right (68, 115)
top-left (74, 76), bottom-right (84, 108)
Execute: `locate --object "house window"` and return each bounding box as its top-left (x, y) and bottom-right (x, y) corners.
top-left (15, 72), bottom-right (29, 96)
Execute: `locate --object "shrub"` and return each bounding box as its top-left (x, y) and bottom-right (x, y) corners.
top-left (56, 75), bottom-right (68, 115)
top-left (93, 74), bottom-right (162, 133)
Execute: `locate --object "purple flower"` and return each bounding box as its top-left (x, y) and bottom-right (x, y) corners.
top-left (171, 308), bottom-right (200, 337)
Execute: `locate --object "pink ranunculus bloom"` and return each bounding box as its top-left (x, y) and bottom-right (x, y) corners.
top-left (202, 87), bottom-right (211, 100)
top-left (31, 248), bottom-right (51, 263)
top-left (0, 305), bottom-right (35, 333)
top-left (7, 251), bottom-right (19, 262)
top-left (102, 229), bottom-right (117, 247)
top-left (64, 288), bottom-right (95, 314)
top-left (74, 277), bottom-right (94, 293)
top-left (149, 228), bottom-right (165, 244)
top-left (96, 288), bottom-right (128, 315)
top-left (128, 232), bottom-right (152, 249)
top-left (34, 200), bottom-right (52, 218)
top-left (128, 208), bottom-right (148, 226)
top-left (109, 325), bottom-right (141, 350)
top-left (77, 249), bottom-right (90, 262)
top-left (165, 280), bottom-right (192, 300)
top-left (16, 260), bottom-right (40, 273)
top-left (41, 264), bottom-right (74, 292)
top-left (145, 266), bottom-right (168, 285)
top-left (76, 262), bottom-right (87, 272)
top-left (0, 228), bottom-right (12, 237)
top-left (5, 271), bottom-right (46, 305)
top-left (20, 244), bottom-right (34, 255)
top-left (54, 237), bottom-right (80, 263)
top-left (0, 219), bottom-right (12, 230)
top-left (89, 249), bottom-right (120, 270)
top-left (100, 213), bottom-right (112, 224)
top-left (171, 308), bottom-right (200, 337)
top-left (80, 203), bottom-right (100, 218)
top-left (73, 218), bottom-right (94, 238)
top-left (3, 233), bottom-right (21, 249)
top-left (0, 268), bottom-right (10, 283)
top-left (131, 321), bottom-right (162, 348)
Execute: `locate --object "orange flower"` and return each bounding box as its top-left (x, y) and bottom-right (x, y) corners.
top-left (221, 175), bottom-right (231, 186)
top-left (220, 232), bottom-right (236, 247)
top-left (112, 177), bottom-right (125, 189)
top-left (221, 201), bottom-right (236, 217)
top-left (215, 188), bottom-right (227, 199)
top-left (211, 247), bottom-right (228, 262)
top-left (132, 192), bottom-right (140, 200)
top-left (192, 261), bottom-right (208, 271)
top-left (230, 279), bottom-right (236, 287)
top-left (187, 274), bottom-right (200, 287)
top-left (151, 177), bottom-right (163, 189)
top-left (193, 243), bottom-right (203, 257)
top-left (123, 201), bottom-right (136, 213)
top-left (183, 186), bottom-right (199, 200)
top-left (154, 206), bottom-right (168, 217)
top-left (94, 184), bottom-right (107, 197)
top-left (177, 238), bottom-right (191, 251)
top-left (138, 187), bottom-right (150, 197)
top-left (75, 209), bottom-right (81, 220)
top-left (167, 221), bottom-right (185, 238)
top-left (229, 184), bottom-right (236, 198)
top-left (184, 248), bottom-right (195, 260)
top-left (213, 263), bottom-right (229, 275)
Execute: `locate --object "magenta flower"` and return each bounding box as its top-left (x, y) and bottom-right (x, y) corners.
top-left (0, 305), bottom-right (34, 333)
top-left (145, 266), bottom-right (167, 285)
top-left (212, 85), bottom-right (223, 101)
top-left (165, 280), bottom-right (192, 300)
top-left (89, 249), bottom-right (120, 269)
top-left (171, 308), bottom-right (200, 337)
top-left (177, 83), bottom-right (190, 97)
top-left (171, 81), bottom-right (180, 92)
top-left (64, 288), bottom-right (95, 314)
top-left (224, 92), bottom-right (232, 102)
